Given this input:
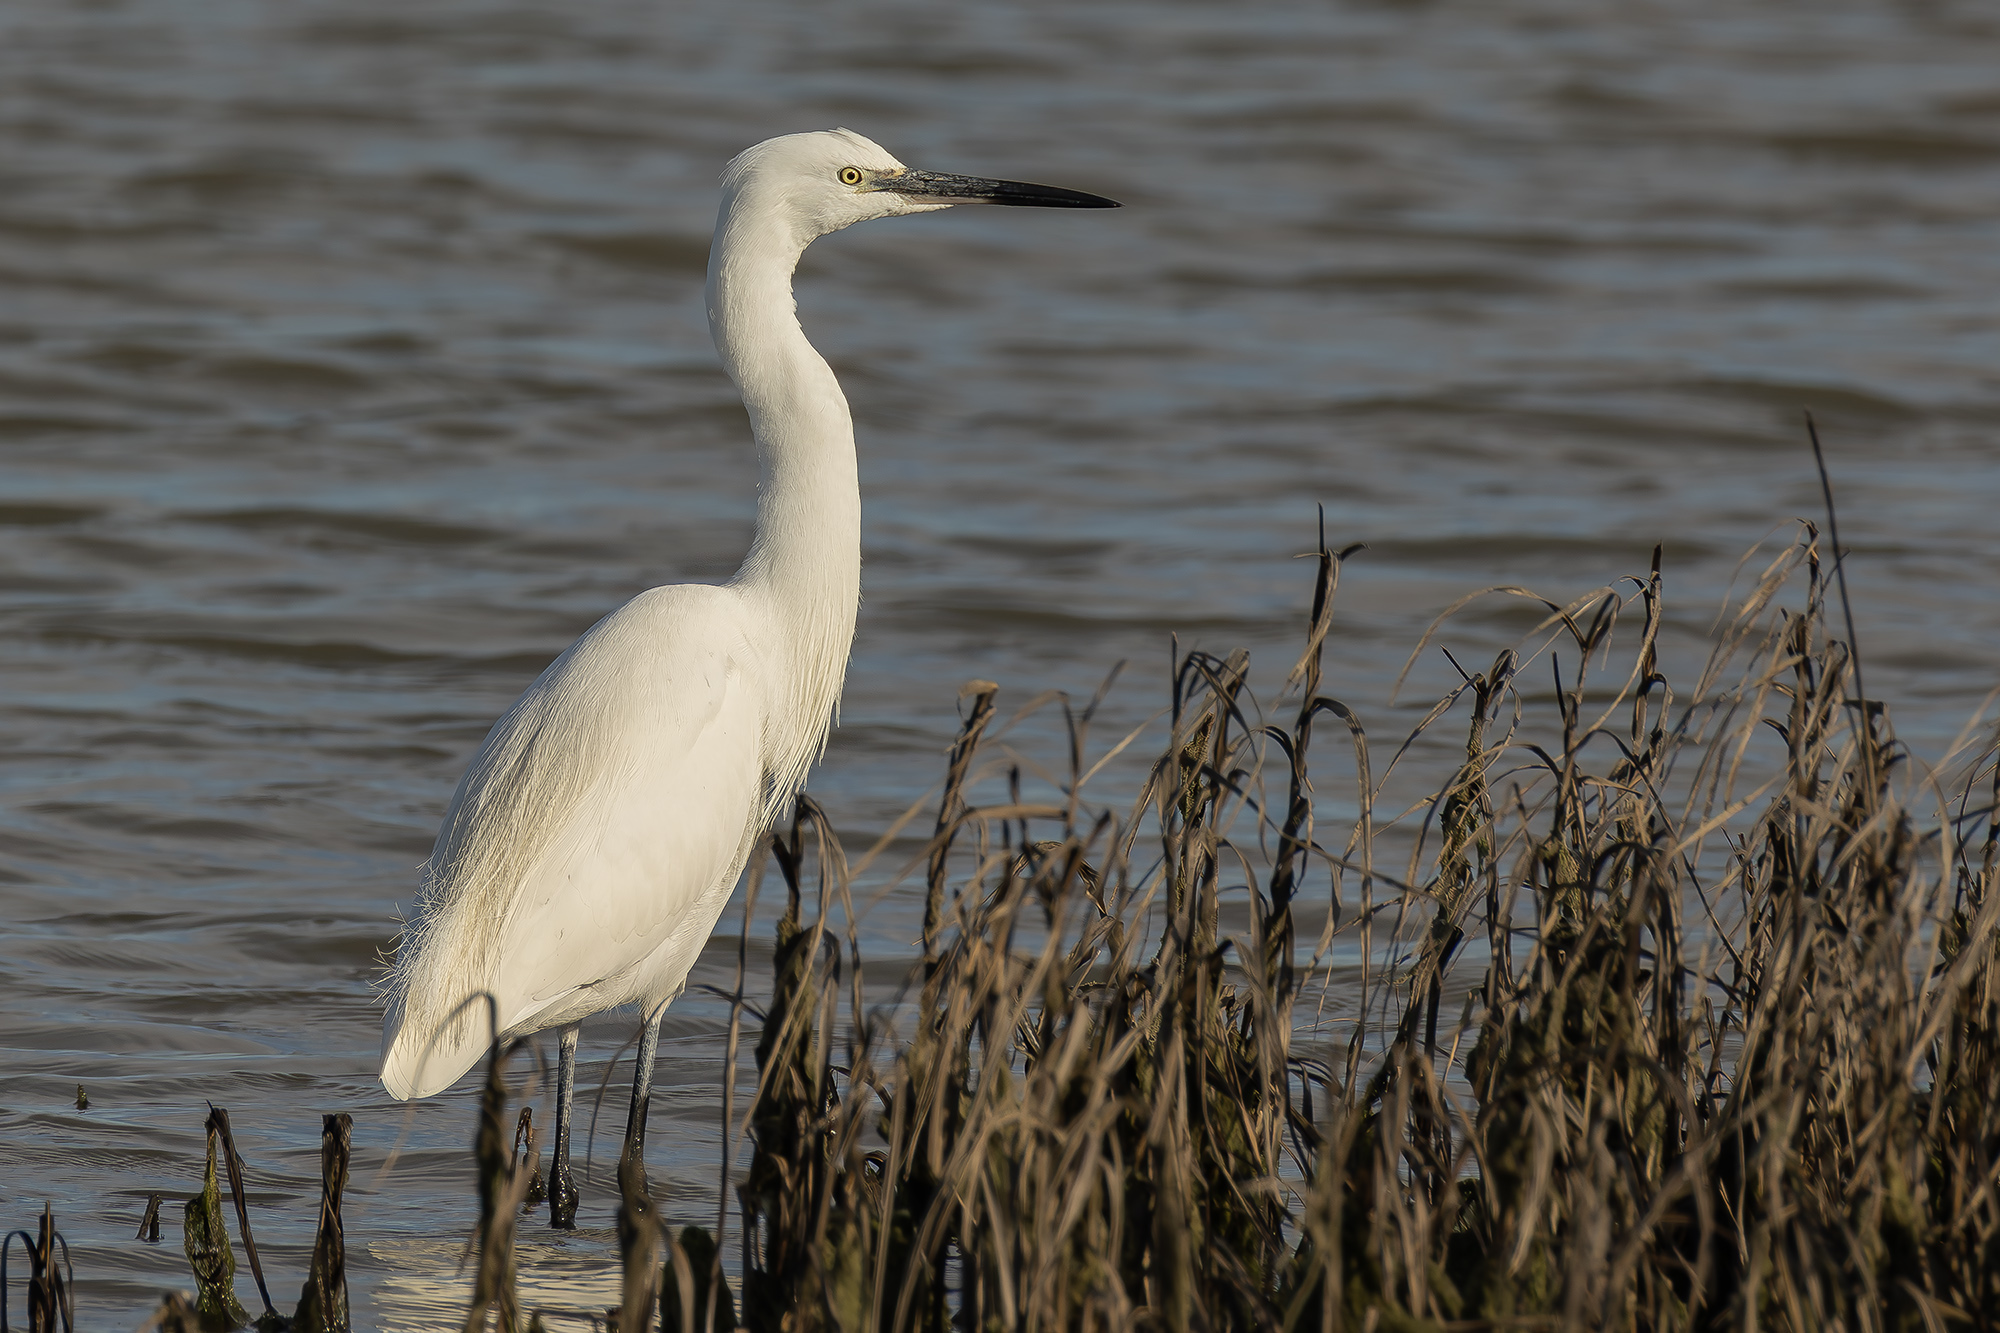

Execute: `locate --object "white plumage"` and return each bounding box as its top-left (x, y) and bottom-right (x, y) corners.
top-left (382, 585), bottom-right (767, 1098)
top-left (378, 127), bottom-right (1115, 1219)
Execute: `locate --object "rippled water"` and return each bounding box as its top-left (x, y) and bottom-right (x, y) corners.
top-left (5, 0), bottom-right (2000, 1325)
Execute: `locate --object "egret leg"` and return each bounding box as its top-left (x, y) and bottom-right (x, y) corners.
top-left (622, 1006), bottom-right (664, 1179)
top-left (548, 1024), bottom-right (581, 1229)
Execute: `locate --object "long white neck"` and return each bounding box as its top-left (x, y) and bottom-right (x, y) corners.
top-left (706, 195), bottom-right (862, 808)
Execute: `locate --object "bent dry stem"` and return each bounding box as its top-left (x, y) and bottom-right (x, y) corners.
top-left (721, 522), bottom-right (2000, 1332)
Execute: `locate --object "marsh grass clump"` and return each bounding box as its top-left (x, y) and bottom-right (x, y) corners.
top-left (717, 518), bottom-right (2000, 1332)
top-left (135, 1108), bottom-right (359, 1333)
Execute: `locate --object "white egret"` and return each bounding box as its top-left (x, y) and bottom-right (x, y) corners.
top-left (379, 128), bottom-right (1117, 1226)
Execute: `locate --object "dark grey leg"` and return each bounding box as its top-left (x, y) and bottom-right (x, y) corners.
top-left (622, 1006), bottom-right (663, 1175)
top-left (549, 1023), bottom-right (581, 1229)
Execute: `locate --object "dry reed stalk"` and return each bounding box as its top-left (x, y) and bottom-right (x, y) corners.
top-left (293, 1114), bottom-right (352, 1333)
top-left (201, 1108), bottom-right (278, 1326)
top-left (137, 1196), bottom-right (164, 1246)
top-left (461, 1038), bottom-right (541, 1333)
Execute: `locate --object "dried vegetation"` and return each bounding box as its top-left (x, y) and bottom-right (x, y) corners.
top-left (24, 466), bottom-right (2000, 1333)
top-left (707, 509), bottom-right (2000, 1331)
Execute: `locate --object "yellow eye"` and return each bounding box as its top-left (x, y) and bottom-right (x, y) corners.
top-left (838, 167), bottom-right (863, 186)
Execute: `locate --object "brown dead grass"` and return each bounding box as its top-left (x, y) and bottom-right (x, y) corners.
top-left (707, 513), bottom-right (2000, 1332)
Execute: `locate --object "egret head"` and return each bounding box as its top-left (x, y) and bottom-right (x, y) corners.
top-left (720, 128), bottom-right (1118, 248)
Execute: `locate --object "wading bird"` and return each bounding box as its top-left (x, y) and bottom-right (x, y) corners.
top-left (379, 129), bottom-right (1116, 1226)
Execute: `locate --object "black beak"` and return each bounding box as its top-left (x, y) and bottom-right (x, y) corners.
top-left (882, 169), bottom-right (1120, 209)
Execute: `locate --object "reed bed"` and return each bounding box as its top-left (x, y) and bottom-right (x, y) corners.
top-left (704, 512), bottom-right (2000, 1331)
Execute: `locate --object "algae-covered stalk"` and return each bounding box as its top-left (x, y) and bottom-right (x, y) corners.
top-left (183, 1128), bottom-right (248, 1330)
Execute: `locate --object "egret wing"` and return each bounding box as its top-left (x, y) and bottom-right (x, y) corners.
top-left (499, 591), bottom-right (765, 1024)
top-left (382, 584), bottom-right (767, 1097)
